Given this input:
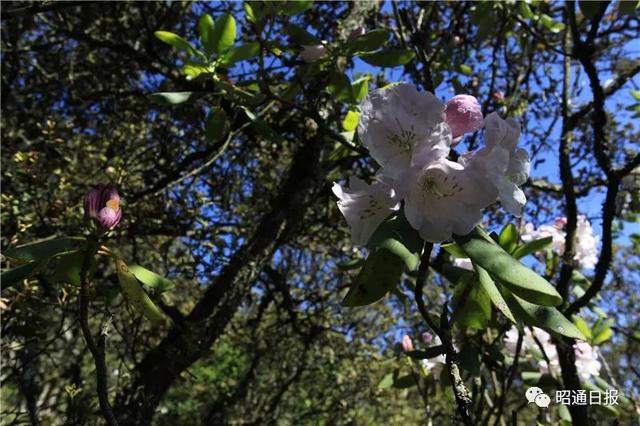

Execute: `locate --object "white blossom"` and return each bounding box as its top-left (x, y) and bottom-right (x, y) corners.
top-left (358, 83), bottom-right (445, 180)
top-left (521, 215), bottom-right (599, 269)
top-left (420, 335), bottom-right (446, 379)
top-left (332, 177), bottom-right (399, 245)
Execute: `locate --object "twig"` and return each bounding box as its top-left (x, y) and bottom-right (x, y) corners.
top-left (79, 240), bottom-right (119, 426)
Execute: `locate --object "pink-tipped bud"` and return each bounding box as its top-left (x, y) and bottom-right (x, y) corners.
top-left (492, 90), bottom-right (505, 102)
top-left (444, 94), bottom-right (484, 145)
top-left (421, 332), bottom-right (434, 344)
top-left (401, 335), bottom-right (414, 353)
top-left (84, 184), bottom-right (122, 233)
top-left (554, 217), bottom-right (567, 229)
top-left (349, 27), bottom-right (366, 40)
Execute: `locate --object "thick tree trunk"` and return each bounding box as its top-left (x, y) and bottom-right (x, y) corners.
top-left (113, 138), bottom-right (326, 425)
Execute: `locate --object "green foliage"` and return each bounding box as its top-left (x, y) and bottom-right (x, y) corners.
top-left (358, 49), bottom-right (415, 67)
top-left (115, 258), bottom-right (168, 324)
top-left (211, 14), bottom-right (237, 55)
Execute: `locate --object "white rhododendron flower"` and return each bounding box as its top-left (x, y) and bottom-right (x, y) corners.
top-left (300, 44), bottom-right (327, 62)
top-left (504, 326), bottom-right (600, 379)
top-left (332, 177), bottom-right (399, 245)
top-left (474, 113), bottom-right (530, 217)
top-left (335, 83), bottom-right (530, 243)
top-left (521, 215), bottom-right (599, 269)
top-left (358, 83), bottom-right (444, 180)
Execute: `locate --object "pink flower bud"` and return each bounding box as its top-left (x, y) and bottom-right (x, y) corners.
top-left (401, 335), bottom-right (414, 352)
top-left (349, 27), bottom-right (366, 40)
top-left (554, 217), bottom-right (567, 229)
top-left (84, 184), bottom-right (122, 233)
top-left (492, 90), bottom-right (505, 101)
top-left (444, 94), bottom-right (484, 145)
top-left (452, 35), bottom-right (462, 45)
top-left (421, 332), bottom-right (434, 344)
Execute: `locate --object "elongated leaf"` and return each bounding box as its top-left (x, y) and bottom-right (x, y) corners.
top-left (221, 42), bottom-right (260, 66)
top-left (341, 248), bottom-right (404, 307)
top-left (1, 261), bottom-right (43, 287)
top-left (337, 258), bottom-right (364, 271)
top-left (476, 265), bottom-right (516, 323)
top-left (351, 76), bottom-right (369, 103)
top-left (205, 108), bottom-right (227, 142)
top-left (348, 29), bottom-right (390, 53)
top-left (455, 228), bottom-right (562, 306)
top-left (359, 49), bottom-right (415, 67)
top-left (453, 277), bottom-right (491, 329)
top-left (285, 24), bottom-right (321, 45)
top-left (441, 242), bottom-right (467, 258)
top-left (619, 0), bottom-right (639, 16)
top-left (198, 14), bottom-right (216, 56)
top-left (128, 264), bottom-right (175, 292)
top-left (572, 316), bottom-right (592, 340)
top-left (406, 346), bottom-right (445, 360)
top-left (378, 373), bottom-right (394, 389)
top-left (498, 223), bottom-right (518, 254)
top-left (503, 289), bottom-right (585, 340)
top-left (212, 14), bottom-right (236, 54)
top-left (512, 236), bottom-right (553, 259)
top-left (368, 214), bottom-right (422, 271)
top-left (154, 31), bottom-right (196, 55)
top-left (149, 92), bottom-right (193, 105)
top-left (4, 236), bottom-right (85, 262)
top-left (115, 258), bottom-right (167, 324)
top-left (342, 110), bottom-right (360, 132)
top-left (280, 0), bottom-right (313, 16)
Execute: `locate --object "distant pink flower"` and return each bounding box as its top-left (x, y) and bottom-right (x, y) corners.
top-left (492, 90), bottom-right (505, 102)
top-left (401, 335), bottom-right (414, 352)
top-left (444, 95), bottom-right (484, 145)
top-left (421, 332), bottom-right (434, 344)
top-left (84, 184), bottom-right (122, 233)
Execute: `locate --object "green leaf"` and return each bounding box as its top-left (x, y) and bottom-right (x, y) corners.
top-left (212, 13), bottom-right (236, 55)
top-left (406, 346), bottom-right (445, 360)
top-left (198, 14), bottom-right (216, 56)
top-left (453, 277), bottom-right (491, 329)
top-left (441, 242), bottom-right (468, 258)
top-left (539, 14), bottom-right (565, 33)
top-left (115, 258), bottom-right (168, 324)
top-left (503, 289), bottom-right (586, 339)
top-left (221, 42), bottom-right (260, 66)
top-left (498, 223), bottom-right (519, 254)
top-left (154, 31), bottom-right (196, 55)
top-left (182, 62), bottom-right (211, 78)
top-left (280, 0), bottom-right (313, 16)
top-left (205, 108), bottom-right (227, 142)
top-left (368, 214), bottom-right (422, 271)
top-left (358, 49), bottom-right (415, 67)
top-left (351, 76), bottom-right (369, 102)
top-left (378, 373), bottom-right (394, 389)
top-left (341, 248), bottom-right (405, 307)
top-left (592, 318), bottom-right (613, 344)
top-left (149, 92), bottom-right (193, 105)
top-left (521, 371), bottom-right (542, 384)
top-left (337, 258), bottom-right (364, 271)
top-left (1, 261), bottom-right (43, 287)
top-left (285, 24), bottom-right (321, 45)
top-left (572, 316), bottom-right (592, 340)
top-left (579, 1), bottom-right (607, 19)
top-left (512, 236), bottom-right (553, 259)
top-left (476, 265), bottom-right (516, 323)
top-left (53, 251), bottom-right (86, 285)
top-left (348, 29), bottom-right (390, 53)
top-left (458, 64), bottom-right (472, 76)
top-left (631, 89), bottom-right (640, 101)
top-left (518, 2), bottom-right (534, 19)
top-left (4, 236), bottom-right (85, 262)
top-left (342, 110), bottom-right (360, 132)
top-left (619, 0), bottom-right (639, 16)
top-left (128, 264), bottom-right (175, 292)
top-left (327, 72), bottom-right (354, 103)
top-left (455, 228), bottom-right (562, 306)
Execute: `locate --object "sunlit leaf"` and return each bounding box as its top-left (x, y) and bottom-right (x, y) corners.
top-left (221, 42), bottom-right (260, 66)
top-left (441, 242), bottom-right (468, 258)
top-left (212, 13), bottom-right (236, 55)
top-left (128, 264), bottom-right (175, 292)
top-left (498, 223), bottom-right (518, 254)
top-left (342, 110), bottom-right (360, 132)
top-left (351, 76), bottom-right (369, 102)
top-left (115, 258), bottom-right (168, 324)
top-left (149, 92), bottom-right (194, 105)
top-left (455, 228), bottom-right (562, 306)
top-left (154, 31), bottom-right (196, 55)
top-left (198, 14), bottom-right (216, 56)
top-left (572, 315), bottom-right (592, 340)
top-left (512, 236), bottom-right (553, 259)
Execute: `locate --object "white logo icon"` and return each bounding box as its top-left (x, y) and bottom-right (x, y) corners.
top-left (526, 387), bottom-right (551, 408)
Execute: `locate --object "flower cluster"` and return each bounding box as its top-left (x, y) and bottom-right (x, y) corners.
top-left (333, 83), bottom-right (531, 243)
top-left (521, 215), bottom-right (599, 269)
top-left (84, 184), bottom-right (122, 233)
top-left (504, 326), bottom-right (601, 379)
